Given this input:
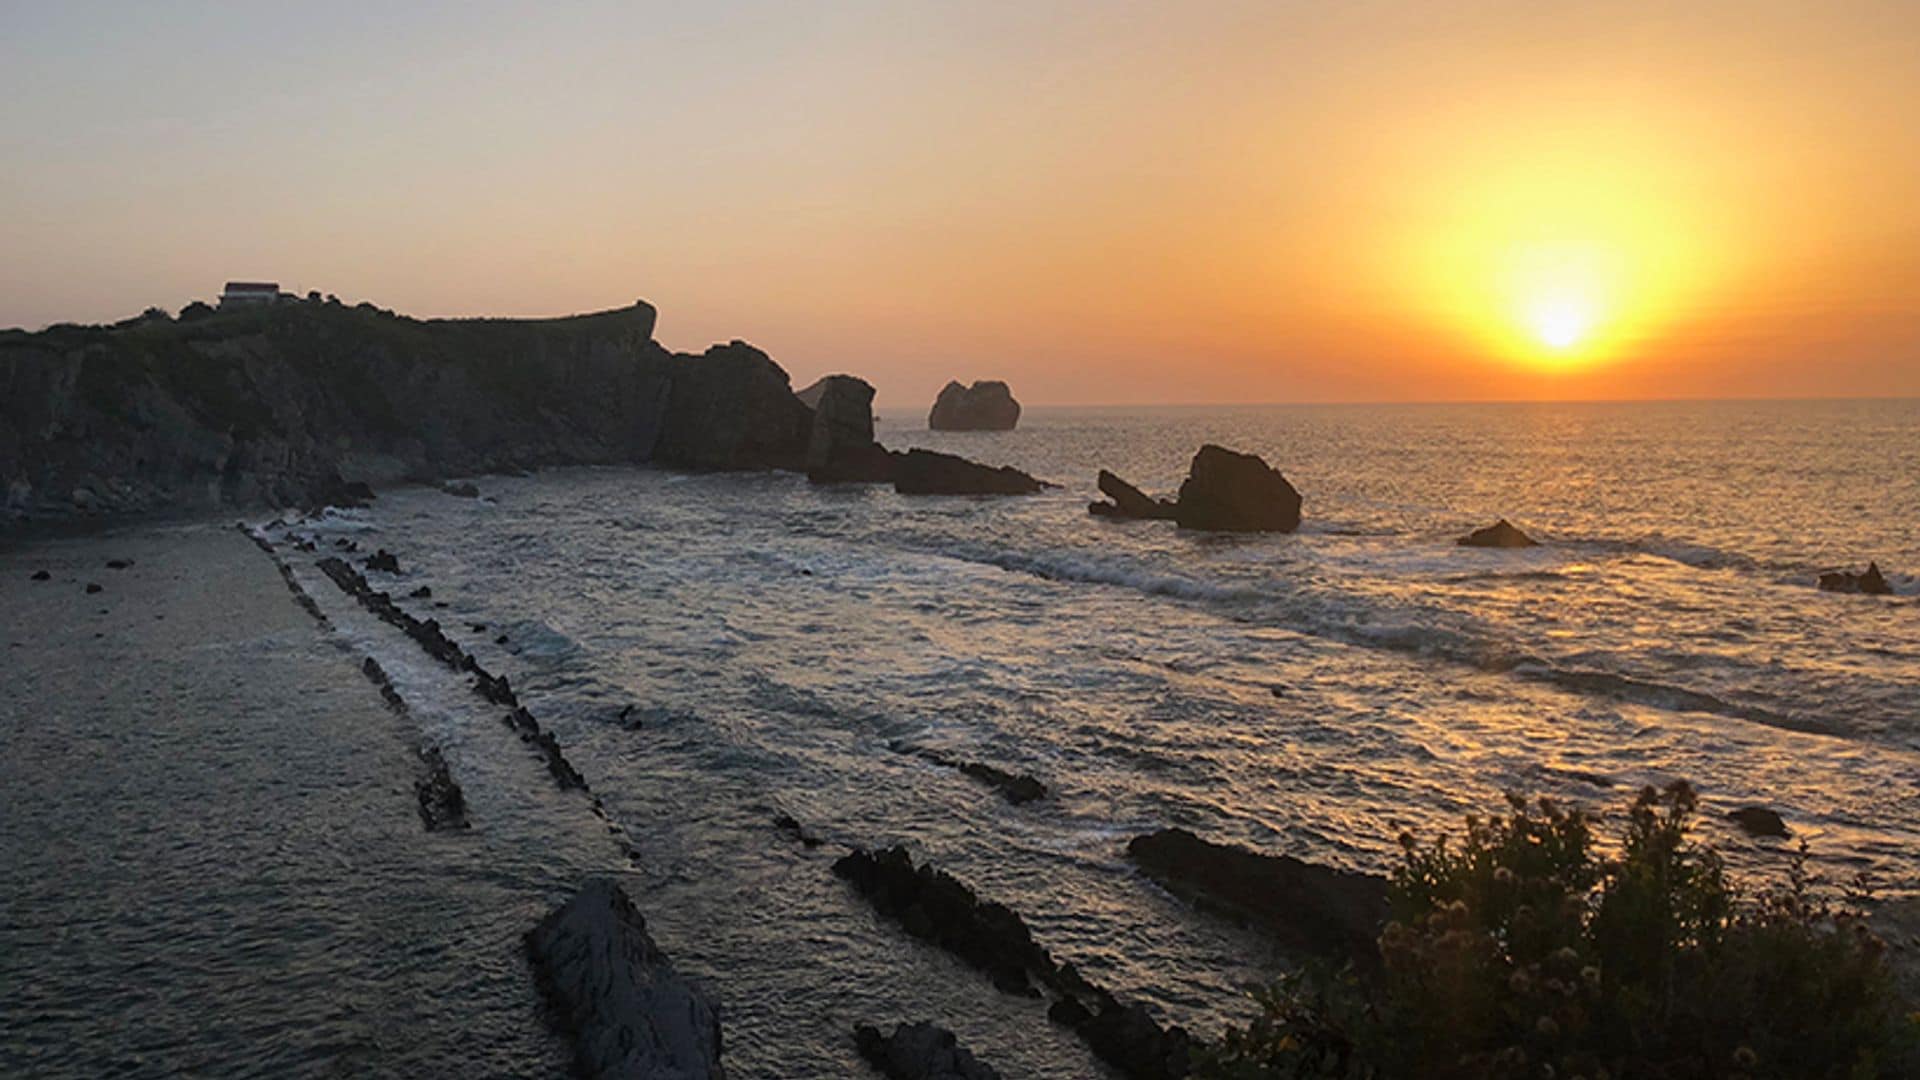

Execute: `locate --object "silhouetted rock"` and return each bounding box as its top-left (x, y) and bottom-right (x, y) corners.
top-left (364, 549), bottom-right (400, 574)
top-left (1068, 998), bottom-right (1194, 1080)
top-left (525, 879), bottom-right (726, 1080)
top-left (1727, 806), bottom-right (1790, 838)
top-left (30, 570), bottom-right (49, 581)
top-left (802, 375), bottom-right (900, 484)
top-left (415, 747), bottom-right (470, 831)
top-left (407, 585), bottom-right (432, 599)
top-left (894, 450), bottom-right (1045, 496)
top-left (440, 480), bottom-right (481, 498)
top-left (308, 474), bottom-right (375, 512)
top-left (105, 559), bottom-right (133, 569)
top-left (833, 846), bottom-right (1051, 996)
top-left (958, 762), bottom-right (1047, 806)
top-left (1458, 518), bottom-right (1538, 548)
top-left (84, 582), bottom-right (102, 594)
top-left (772, 812), bottom-right (824, 848)
top-left (1088, 469), bottom-right (1177, 521)
top-left (1127, 828), bottom-right (1386, 966)
top-left (929, 380), bottom-right (1020, 431)
top-left (1818, 562), bottom-right (1894, 595)
top-left (854, 1021), bottom-right (1003, 1080)
top-left (1172, 445), bottom-right (1302, 533)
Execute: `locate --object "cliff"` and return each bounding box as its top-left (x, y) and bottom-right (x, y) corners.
top-left (0, 298), bottom-right (814, 521)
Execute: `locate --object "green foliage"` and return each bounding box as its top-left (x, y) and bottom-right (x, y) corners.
top-left (1199, 783), bottom-right (1917, 1080)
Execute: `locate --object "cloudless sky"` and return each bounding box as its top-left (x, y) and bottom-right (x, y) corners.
top-left (3, 1), bottom-right (1916, 405)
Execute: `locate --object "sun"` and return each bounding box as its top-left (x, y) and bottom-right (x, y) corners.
top-left (1526, 292), bottom-right (1598, 352)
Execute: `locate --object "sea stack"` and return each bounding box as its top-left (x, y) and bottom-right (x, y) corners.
top-left (1173, 445), bottom-right (1302, 533)
top-left (928, 380), bottom-right (1020, 431)
top-left (798, 374), bottom-right (898, 484)
top-left (1458, 519), bottom-right (1538, 548)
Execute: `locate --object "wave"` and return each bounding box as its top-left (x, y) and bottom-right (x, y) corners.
top-left (1508, 662), bottom-right (1835, 736)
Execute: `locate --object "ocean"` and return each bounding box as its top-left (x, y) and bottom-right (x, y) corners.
top-left (10, 398), bottom-right (1917, 1077)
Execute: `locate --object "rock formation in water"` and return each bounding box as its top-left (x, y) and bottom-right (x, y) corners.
top-left (894, 449), bottom-right (1046, 496)
top-left (1818, 562), bottom-right (1893, 595)
top-left (854, 1021), bottom-right (1004, 1080)
top-left (799, 374), bottom-right (899, 484)
top-left (414, 746), bottom-right (470, 831)
top-left (1727, 805), bottom-right (1790, 838)
top-left (1173, 445), bottom-right (1302, 533)
top-left (928, 380), bottom-right (1021, 431)
top-left (525, 878), bottom-right (726, 1080)
top-left (1, 298), bottom-right (817, 522)
top-left (1088, 469), bottom-right (1177, 521)
top-left (1458, 518), bottom-right (1539, 548)
top-left (1127, 827), bottom-right (1386, 967)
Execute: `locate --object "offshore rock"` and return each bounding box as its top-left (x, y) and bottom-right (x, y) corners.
top-left (1727, 805), bottom-right (1791, 838)
top-left (1458, 518), bottom-right (1538, 548)
top-left (415, 746), bottom-right (470, 831)
top-left (832, 846), bottom-right (1051, 996)
top-left (526, 879), bottom-right (726, 1080)
top-left (928, 380), bottom-right (1020, 431)
top-left (1088, 469), bottom-right (1176, 521)
top-left (1172, 445), bottom-right (1302, 533)
top-left (894, 449), bottom-right (1045, 496)
top-left (1127, 828), bottom-right (1386, 967)
top-left (854, 1021), bottom-right (1003, 1080)
top-left (801, 374), bottom-right (899, 484)
top-left (1818, 562), bottom-right (1893, 595)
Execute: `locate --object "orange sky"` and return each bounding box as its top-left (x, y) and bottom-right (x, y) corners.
top-left (3, 2), bottom-right (1916, 405)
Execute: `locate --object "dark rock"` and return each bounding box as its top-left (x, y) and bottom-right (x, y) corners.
top-left (440, 481), bottom-right (481, 498)
top-left (894, 450), bottom-right (1045, 496)
top-left (525, 879), bottom-right (726, 1080)
top-left (469, 622), bottom-right (488, 632)
top-left (364, 549), bottom-right (400, 574)
top-left (105, 558), bottom-right (134, 569)
top-left (1728, 806), bottom-right (1790, 838)
top-left (495, 634), bottom-right (510, 645)
top-left (1088, 470), bottom-right (1176, 521)
top-left (407, 585), bottom-right (432, 599)
top-left (1127, 828), bottom-right (1386, 967)
top-left (1818, 562), bottom-right (1894, 595)
top-left (84, 582), bottom-right (102, 594)
top-left (854, 1021), bottom-right (1003, 1080)
top-left (929, 380), bottom-right (1021, 431)
top-left (308, 474), bottom-right (376, 512)
top-left (832, 846), bottom-right (1051, 996)
top-left (1172, 445), bottom-right (1302, 533)
top-left (800, 375), bottom-right (899, 484)
top-left (415, 747), bottom-right (470, 831)
top-left (1458, 518), bottom-right (1538, 548)
top-left (30, 570), bottom-right (49, 581)
top-left (958, 762), bottom-right (1047, 806)
top-left (773, 812), bottom-right (824, 848)
top-left (1070, 999), bottom-right (1194, 1080)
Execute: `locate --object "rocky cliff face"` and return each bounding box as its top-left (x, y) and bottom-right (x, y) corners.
top-left (1, 299), bottom-right (814, 521)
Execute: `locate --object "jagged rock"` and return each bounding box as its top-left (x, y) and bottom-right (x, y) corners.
top-left (854, 1021), bottom-right (1003, 1080)
top-left (1088, 469), bottom-right (1176, 521)
top-left (1818, 562), bottom-right (1894, 595)
top-left (525, 879), bottom-right (726, 1080)
top-left (894, 450), bottom-right (1045, 496)
top-left (1172, 445), bottom-right (1302, 533)
top-left (773, 812), bottom-right (824, 848)
top-left (656, 339), bottom-right (813, 472)
top-left (957, 763), bottom-right (1047, 806)
top-left (308, 473), bottom-right (375, 512)
top-left (440, 481), bottom-right (481, 498)
top-left (832, 846), bottom-right (1051, 996)
top-left (1458, 518), bottom-right (1538, 548)
top-left (929, 380), bottom-right (1021, 431)
top-left (407, 585), bottom-right (432, 599)
top-left (84, 582), bottom-right (102, 594)
top-left (1728, 806), bottom-right (1790, 838)
top-left (1068, 998), bottom-right (1194, 1080)
top-left (415, 747), bottom-right (470, 831)
top-left (364, 549), bottom-right (400, 574)
top-left (30, 570), bottom-right (49, 581)
top-left (1127, 828), bottom-right (1386, 967)
top-left (801, 375), bottom-right (900, 484)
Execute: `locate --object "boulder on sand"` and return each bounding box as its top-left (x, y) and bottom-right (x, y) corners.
top-left (1458, 518), bottom-right (1538, 548)
top-left (894, 449), bottom-right (1045, 496)
top-left (1127, 828), bottom-right (1386, 967)
top-left (1171, 445), bottom-right (1302, 533)
top-left (801, 375), bottom-right (900, 484)
top-left (525, 878), bottom-right (726, 1080)
top-left (1088, 470), bottom-right (1177, 521)
top-left (854, 1021), bottom-right (1003, 1080)
top-left (1818, 562), bottom-right (1893, 595)
top-left (928, 380), bottom-right (1021, 431)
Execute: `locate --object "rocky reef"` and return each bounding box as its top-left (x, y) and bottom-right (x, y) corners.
top-left (526, 878), bottom-right (727, 1080)
top-left (894, 450), bottom-right (1046, 496)
top-left (1092, 446), bottom-right (1301, 533)
top-left (928, 380), bottom-right (1020, 431)
top-left (1818, 562), bottom-right (1894, 595)
top-left (1458, 518), bottom-right (1538, 548)
top-left (854, 1021), bottom-right (1003, 1080)
top-left (1, 299), bottom-right (813, 521)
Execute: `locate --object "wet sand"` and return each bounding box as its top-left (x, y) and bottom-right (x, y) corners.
top-left (0, 521), bottom-right (570, 1077)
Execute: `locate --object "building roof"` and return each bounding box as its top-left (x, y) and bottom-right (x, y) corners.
top-left (222, 281), bottom-right (280, 293)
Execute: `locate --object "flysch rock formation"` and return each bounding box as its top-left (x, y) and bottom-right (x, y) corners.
top-left (928, 380), bottom-right (1020, 431)
top-left (526, 878), bottom-right (726, 1080)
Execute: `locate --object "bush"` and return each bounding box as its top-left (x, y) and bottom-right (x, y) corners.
top-left (1200, 783), bottom-right (1916, 1079)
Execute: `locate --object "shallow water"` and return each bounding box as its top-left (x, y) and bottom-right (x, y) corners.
top-left (8, 399), bottom-right (1918, 1077)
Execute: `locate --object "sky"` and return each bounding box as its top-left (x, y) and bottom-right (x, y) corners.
top-left (3, 1), bottom-right (1917, 405)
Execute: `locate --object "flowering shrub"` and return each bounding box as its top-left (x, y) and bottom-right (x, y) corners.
top-left (1200, 782), bottom-right (1916, 1079)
